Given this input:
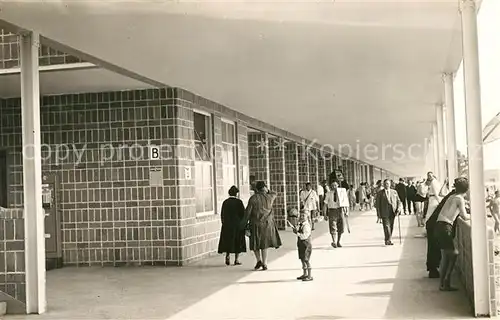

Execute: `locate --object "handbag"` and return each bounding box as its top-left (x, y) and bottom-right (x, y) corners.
top-left (244, 223), bottom-right (251, 238)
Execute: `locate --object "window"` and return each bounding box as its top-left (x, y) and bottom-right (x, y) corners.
top-left (194, 111), bottom-right (214, 216)
top-left (194, 112), bottom-right (212, 161)
top-left (222, 120), bottom-right (237, 194)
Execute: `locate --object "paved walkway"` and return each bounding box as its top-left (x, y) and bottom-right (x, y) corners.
top-left (9, 210), bottom-right (472, 320)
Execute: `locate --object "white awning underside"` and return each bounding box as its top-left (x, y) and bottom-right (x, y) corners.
top-left (0, 0), bottom-right (467, 176)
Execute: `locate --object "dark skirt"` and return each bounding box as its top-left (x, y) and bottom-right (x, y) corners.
top-left (435, 221), bottom-right (455, 251)
top-left (297, 238), bottom-right (312, 261)
top-left (218, 224), bottom-right (247, 254)
top-left (248, 220), bottom-right (282, 251)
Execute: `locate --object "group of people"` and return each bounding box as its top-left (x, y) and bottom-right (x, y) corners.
top-left (422, 173), bottom-right (471, 291)
top-left (217, 182), bottom-right (282, 270)
top-left (216, 170), bottom-right (481, 292)
top-left (217, 177), bottom-right (356, 281)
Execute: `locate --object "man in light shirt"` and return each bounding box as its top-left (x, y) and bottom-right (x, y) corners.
top-left (300, 183), bottom-right (319, 230)
top-left (424, 172), bottom-right (443, 223)
top-left (323, 180), bottom-right (349, 248)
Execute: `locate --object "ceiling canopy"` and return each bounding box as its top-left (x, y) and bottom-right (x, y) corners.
top-left (0, 0), bottom-right (466, 176)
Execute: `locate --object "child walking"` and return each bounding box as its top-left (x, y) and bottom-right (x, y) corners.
top-left (289, 209), bottom-right (313, 281)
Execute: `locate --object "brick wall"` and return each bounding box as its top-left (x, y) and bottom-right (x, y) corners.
top-left (1, 89), bottom-right (184, 266)
top-left (0, 29), bottom-right (83, 69)
top-left (171, 89), bottom-right (226, 264)
top-left (0, 208), bottom-right (25, 304)
top-left (285, 141), bottom-right (299, 213)
top-left (268, 137), bottom-right (286, 230)
top-left (248, 132), bottom-right (270, 186)
top-left (237, 124), bottom-right (250, 206)
top-left (298, 144), bottom-right (309, 188)
top-left (325, 155), bottom-right (335, 176)
top-left (318, 155), bottom-right (326, 184)
top-left (308, 148), bottom-right (318, 189)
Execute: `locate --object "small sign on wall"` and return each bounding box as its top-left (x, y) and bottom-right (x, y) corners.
top-left (184, 167), bottom-right (192, 180)
top-left (149, 167), bottom-right (163, 187)
top-left (149, 145), bottom-right (160, 160)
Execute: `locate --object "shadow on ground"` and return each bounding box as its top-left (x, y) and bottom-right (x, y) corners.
top-left (9, 212), bottom-right (364, 320)
top-left (381, 220), bottom-right (473, 319)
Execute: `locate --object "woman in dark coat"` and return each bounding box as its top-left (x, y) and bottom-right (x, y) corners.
top-left (218, 186), bottom-right (247, 266)
top-left (242, 181), bottom-right (282, 271)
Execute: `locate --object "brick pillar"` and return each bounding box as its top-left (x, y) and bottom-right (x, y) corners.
top-left (269, 136), bottom-right (287, 230)
top-left (354, 162), bottom-right (358, 186)
top-left (325, 156), bottom-right (332, 179)
top-left (352, 161), bottom-right (356, 186)
top-left (308, 148), bottom-right (318, 189)
top-left (359, 163), bottom-right (363, 183)
top-left (285, 141), bottom-right (300, 213)
top-left (318, 153), bottom-right (326, 184)
top-left (213, 116), bottom-right (225, 212)
top-left (356, 162), bottom-right (361, 185)
top-left (248, 132), bottom-right (270, 186)
top-left (370, 165), bottom-right (375, 184)
top-left (237, 124), bottom-right (250, 205)
top-left (298, 144), bottom-right (309, 188)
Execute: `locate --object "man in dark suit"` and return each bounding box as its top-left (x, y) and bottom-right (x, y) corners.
top-left (406, 181), bottom-right (417, 215)
top-left (376, 179), bottom-right (403, 245)
top-left (395, 178), bottom-right (407, 214)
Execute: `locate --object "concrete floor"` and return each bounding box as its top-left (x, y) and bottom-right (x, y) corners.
top-left (9, 210), bottom-right (473, 320)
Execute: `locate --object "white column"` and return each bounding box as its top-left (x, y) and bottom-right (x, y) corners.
top-left (444, 73), bottom-right (458, 182)
top-left (432, 124), bottom-right (439, 175)
top-left (461, 0), bottom-right (490, 316)
top-left (436, 104), bottom-right (446, 181)
top-left (20, 31), bottom-right (46, 314)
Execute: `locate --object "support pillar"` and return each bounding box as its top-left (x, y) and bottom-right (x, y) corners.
top-left (461, 0), bottom-right (490, 315)
top-left (248, 132), bottom-right (270, 187)
top-left (325, 156), bottom-right (332, 179)
top-left (444, 73), bottom-right (458, 182)
top-left (269, 136), bottom-right (287, 230)
top-left (318, 153), bottom-right (326, 184)
top-left (308, 148), bottom-right (319, 189)
top-left (20, 31), bottom-right (46, 314)
top-left (284, 141), bottom-right (300, 215)
top-left (432, 124), bottom-right (439, 175)
top-left (298, 143), bottom-right (309, 188)
top-left (436, 104), bottom-right (446, 181)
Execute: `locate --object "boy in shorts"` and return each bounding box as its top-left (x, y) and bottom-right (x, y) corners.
top-left (288, 210), bottom-right (313, 281)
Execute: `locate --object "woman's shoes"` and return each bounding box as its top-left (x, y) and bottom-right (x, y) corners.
top-left (254, 261), bottom-right (267, 270)
top-left (297, 275), bottom-right (307, 280)
top-left (234, 260), bottom-right (242, 265)
top-left (225, 257), bottom-right (230, 266)
top-left (254, 261), bottom-right (263, 270)
top-left (302, 276), bottom-right (313, 281)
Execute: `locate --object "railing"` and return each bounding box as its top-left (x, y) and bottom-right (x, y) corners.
top-left (455, 217), bottom-right (498, 316)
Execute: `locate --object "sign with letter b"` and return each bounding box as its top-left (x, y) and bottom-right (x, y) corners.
top-left (149, 145), bottom-right (160, 160)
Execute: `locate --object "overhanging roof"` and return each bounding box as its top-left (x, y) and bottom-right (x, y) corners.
top-left (0, 0), bottom-right (467, 176)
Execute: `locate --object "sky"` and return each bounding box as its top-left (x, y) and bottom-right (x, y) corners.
top-left (454, 0), bottom-right (500, 170)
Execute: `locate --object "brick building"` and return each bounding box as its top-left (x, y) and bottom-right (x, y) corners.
top-left (0, 29), bottom-right (396, 312)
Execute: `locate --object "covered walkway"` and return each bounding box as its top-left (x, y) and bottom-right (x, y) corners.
top-left (0, 0), bottom-right (496, 317)
top-left (9, 210), bottom-right (471, 320)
